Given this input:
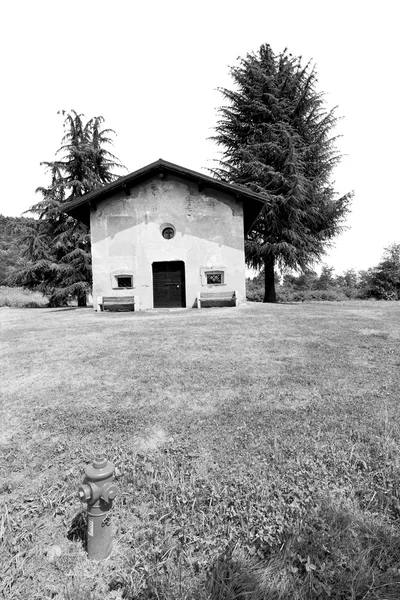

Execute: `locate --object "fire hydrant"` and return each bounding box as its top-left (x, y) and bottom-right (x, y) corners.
top-left (78, 453), bottom-right (118, 560)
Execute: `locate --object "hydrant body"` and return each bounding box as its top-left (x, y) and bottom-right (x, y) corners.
top-left (78, 454), bottom-right (118, 560)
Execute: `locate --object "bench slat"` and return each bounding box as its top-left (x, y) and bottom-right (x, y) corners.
top-left (103, 297), bottom-right (135, 304)
top-left (100, 296), bottom-right (136, 312)
top-left (197, 290), bottom-right (237, 308)
top-left (200, 292), bottom-right (234, 299)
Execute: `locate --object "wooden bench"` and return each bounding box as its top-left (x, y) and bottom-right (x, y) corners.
top-left (197, 290), bottom-right (238, 308)
top-left (98, 296), bottom-right (138, 312)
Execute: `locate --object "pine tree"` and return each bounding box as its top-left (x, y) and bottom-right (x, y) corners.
top-left (212, 44), bottom-right (352, 302)
top-left (0, 215), bottom-right (32, 285)
top-left (11, 111), bottom-right (125, 306)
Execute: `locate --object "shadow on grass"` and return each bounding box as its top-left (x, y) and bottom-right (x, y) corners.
top-left (212, 499), bottom-right (400, 599)
top-left (106, 497), bottom-right (400, 600)
top-left (67, 510), bottom-right (87, 550)
top-left (207, 549), bottom-right (269, 600)
top-left (47, 307), bottom-right (81, 312)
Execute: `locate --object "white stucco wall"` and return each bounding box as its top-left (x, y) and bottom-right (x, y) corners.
top-left (90, 175), bottom-right (246, 310)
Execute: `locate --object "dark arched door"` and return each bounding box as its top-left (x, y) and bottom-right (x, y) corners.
top-left (152, 261), bottom-right (186, 308)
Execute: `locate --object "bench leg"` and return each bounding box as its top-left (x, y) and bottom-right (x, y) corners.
top-left (97, 296), bottom-right (104, 312)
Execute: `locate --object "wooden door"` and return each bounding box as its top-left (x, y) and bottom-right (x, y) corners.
top-left (152, 261), bottom-right (186, 308)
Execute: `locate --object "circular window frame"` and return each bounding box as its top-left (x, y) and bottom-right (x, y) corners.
top-left (160, 223), bottom-right (176, 240)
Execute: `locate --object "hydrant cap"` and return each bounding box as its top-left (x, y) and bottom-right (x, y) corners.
top-left (85, 454), bottom-right (115, 482)
top-left (93, 454), bottom-right (108, 469)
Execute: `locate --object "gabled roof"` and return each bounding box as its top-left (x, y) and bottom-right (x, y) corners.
top-left (63, 158), bottom-right (267, 233)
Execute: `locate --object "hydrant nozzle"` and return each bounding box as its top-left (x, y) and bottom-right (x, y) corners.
top-left (101, 482), bottom-right (118, 503)
top-left (78, 484), bottom-right (92, 502)
top-left (78, 453), bottom-right (118, 560)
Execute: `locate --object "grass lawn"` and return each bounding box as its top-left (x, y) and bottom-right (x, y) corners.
top-left (1, 301), bottom-right (400, 599)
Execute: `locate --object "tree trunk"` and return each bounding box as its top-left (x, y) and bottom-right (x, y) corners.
top-left (263, 256), bottom-right (277, 303)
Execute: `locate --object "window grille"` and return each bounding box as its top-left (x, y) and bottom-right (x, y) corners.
top-left (206, 272), bottom-right (223, 285)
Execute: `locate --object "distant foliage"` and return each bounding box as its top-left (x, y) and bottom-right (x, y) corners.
top-left (360, 243), bottom-right (400, 300)
top-left (246, 246), bottom-right (400, 302)
top-left (8, 110), bottom-right (125, 307)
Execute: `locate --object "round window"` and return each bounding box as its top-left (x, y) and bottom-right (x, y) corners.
top-left (162, 226), bottom-right (175, 240)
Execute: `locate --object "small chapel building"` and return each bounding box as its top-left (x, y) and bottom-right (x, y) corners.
top-left (64, 159), bottom-right (267, 311)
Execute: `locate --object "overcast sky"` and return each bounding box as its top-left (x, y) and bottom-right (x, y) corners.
top-left (1, 0), bottom-right (398, 274)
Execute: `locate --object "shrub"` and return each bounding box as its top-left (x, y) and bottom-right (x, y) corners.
top-left (246, 284), bottom-right (265, 303)
top-left (246, 278), bottom-right (349, 303)
top-left (277, 287), bottom-right (349, 303)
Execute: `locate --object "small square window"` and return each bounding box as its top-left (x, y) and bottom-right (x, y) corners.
top-left (116, 276), bottom-right (133, 288)
top-left (200, 266), bottom-right (226, 286)
top-left (206, 272), bottom-right (223, 285)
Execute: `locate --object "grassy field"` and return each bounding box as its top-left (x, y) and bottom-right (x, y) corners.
top-left (1, 301), bottom-right (400, 599)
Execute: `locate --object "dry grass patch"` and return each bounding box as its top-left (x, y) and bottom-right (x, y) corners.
top-left (1, 301), bottom-right (400, 599)
top-left (0, 286), bottom-right (48, 308)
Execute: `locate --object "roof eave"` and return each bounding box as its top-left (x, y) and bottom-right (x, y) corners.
top-left (62, 159), bottom-right (267, 233)
top-left (68, 203), bottom-right (91, 227)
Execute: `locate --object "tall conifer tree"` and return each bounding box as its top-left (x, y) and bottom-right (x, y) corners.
top-left (213, 44), bottom-right (352, 302)
top-left (11, 111), bottom-right (125, 306)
